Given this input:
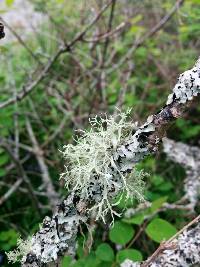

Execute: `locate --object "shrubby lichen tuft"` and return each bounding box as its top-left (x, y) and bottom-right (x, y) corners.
top-left (60, 109), bottom-right (146, 221)
top-left (6, 237), bottom-right (32, 263)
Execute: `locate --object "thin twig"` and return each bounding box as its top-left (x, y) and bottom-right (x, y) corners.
top-left (0, 178), bottom-right (23, 206)
top-left (0, 17), bottom-right (41, 63)
top-left (26, 117), bottom-right (59, 210)
top-left (106, 0), bottom-right (184, 74)
top-left (0, 0), bottom-right (113, 110)
top-left (141, 214), bottom-right (200, 267)
top-left (0, 142), bottom-right (42, 217)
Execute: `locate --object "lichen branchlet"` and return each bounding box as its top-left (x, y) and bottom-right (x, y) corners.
top-left (60, 110), bottom-right (146, 221)
top-left (6, 237), bottom-right (32, 264)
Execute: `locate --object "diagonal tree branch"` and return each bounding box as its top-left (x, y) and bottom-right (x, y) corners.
top-left (12, 58), bottom-right (200, 267)
top-left (121, 215), bottom-right (200, 267)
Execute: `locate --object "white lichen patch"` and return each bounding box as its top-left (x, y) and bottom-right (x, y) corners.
top-left (6, 237), bottom-right (32, 264)
top-left (167, 59), bottom-right (200, 105)
top-left (163, 138), bottom-right (200, 209)
top-left (60, 110), bottom-right (145, 221)
top-left (121, 224), bottom-right (200, 267)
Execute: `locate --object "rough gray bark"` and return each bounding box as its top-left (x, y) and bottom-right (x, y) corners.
top-left (163, 138), bottom-right (200, 209)
top-left (19, 59), bottom-right (200, 266)
top-left (121, 221), bottom-right (200, 267)
top-left (122, 138), bottom-right (200, 267)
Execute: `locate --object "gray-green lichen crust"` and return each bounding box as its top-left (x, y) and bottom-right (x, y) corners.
top-left (121, 223), bottom-right (200, 267)
top-left (115, 58), bottom-right (200, 177)
top-left (7, 193), bottom-right (87, 265)
top-left (163, 138), bottom-right (200, 210)
top-left (167, 59), bottom-right (200, 105)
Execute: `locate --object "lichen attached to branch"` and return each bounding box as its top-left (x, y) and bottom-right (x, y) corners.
top-left (163, 137), bottom-right (200, 209)
top-left (60, 110), bottom-right (146, 221)
top-left (8, 58), bottom-right (200, 267)
top-left (167, 58), bottom-right (200, 105)
top-left (121, 221), bottom-right (200, 267)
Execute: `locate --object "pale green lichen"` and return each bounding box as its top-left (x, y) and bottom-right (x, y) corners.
top-left (6, 237), bottom-right (32, 263)
top-left (60, 110), bottom-right (146, 221)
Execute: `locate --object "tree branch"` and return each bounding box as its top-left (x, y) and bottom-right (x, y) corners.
top-left (9, 58), bottom-right (200, 266)
top-left (163, 137), bottom-right (200, 209)
top-left (26, 117), bottom-right (59, 211)
top-left (14, 57), bottom-right (200, 267)
top-left (121, 215), bottom-right (200, 267)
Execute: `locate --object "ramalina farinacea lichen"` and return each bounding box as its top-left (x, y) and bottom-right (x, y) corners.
top-left (6, 237), bottom-right (32, 264)
top-left (60, 110), bottom-right (146, 221)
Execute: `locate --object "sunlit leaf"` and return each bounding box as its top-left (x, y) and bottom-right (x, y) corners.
top-left (145, 218), bottom-right (177, 243)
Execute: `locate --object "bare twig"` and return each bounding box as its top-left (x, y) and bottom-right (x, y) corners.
top-left (0, 142), bottom-right (41, 217)
top-left (141, 215), bottom-right (200, 267)
top-left (107, 0), bottom-right (184, 74)
top-left (0, 0), bottom-right (113, 110)
top-left (0, 178), bottom-right (23, 206)
top-left (26, 117), bottom-right (59, 210)
top-left (0, 17), bottom-right (41, 63)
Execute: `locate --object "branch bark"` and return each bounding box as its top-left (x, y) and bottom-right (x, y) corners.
top-left (163, 138), bottom-right (200, 210)
top-left (16, 58), bottom-right (200, 266)
top-left (121, 216), bottom-right (200, 267)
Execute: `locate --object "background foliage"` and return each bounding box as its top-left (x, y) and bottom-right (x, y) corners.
top-left (0, 0), bottom-right (200, 266)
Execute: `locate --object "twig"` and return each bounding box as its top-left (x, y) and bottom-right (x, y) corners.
top-left (0, 178), bottom-right (23, 206)
top-left (0, 142), bottom-right (42, 217)
top-left (102, 0), bottom-right (116, 64)
top-left (141, 215), bottom-right (200, 267)
top-left (82, 21), bottom-right (128, 42)
top-left (26, 117), bottom-right (59, 210)
top-left (106, 0), bottom-right (184, 74)
top-left (0, 0), bottom-right (113, 110)
top-left (0, 17), bottom-right (41, 63)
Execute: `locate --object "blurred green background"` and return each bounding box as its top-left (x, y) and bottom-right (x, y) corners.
top-left (0, 0), bottom-right (200, 266)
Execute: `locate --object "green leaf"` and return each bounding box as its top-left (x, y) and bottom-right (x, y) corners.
top-left (145, 218), bottom-right (177, 243)
top-left (150, 196), bottom-right (168, 213)
top-left (123, 214), bottom-right (145, 225)
top-left (96, 262), bottom-right (112, 267)
top-left (72, 259), bottom-right (85, 267)
top-left (151, 175), bottom-right (164, 186)
top-left (95, 243), bottom-right (114, 262)
top-left (0, 154), bottom-right (9, 166)
top-left (77, 237), bottom-right (84, 259)
top-left (85, 252), bottom-right (101, 267)
top-left (157, 181), bottom-right (173, 192)
top-left (116, 249), bottom-right (143, 263)
top-left (61, 256), bottom-right (72, 267)
top-left (0, 229), bottom-right (19, 250)
top-left (0, 168), bottom-right (6, 177)
top-left (109, 221), bottom-right (135, 245)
